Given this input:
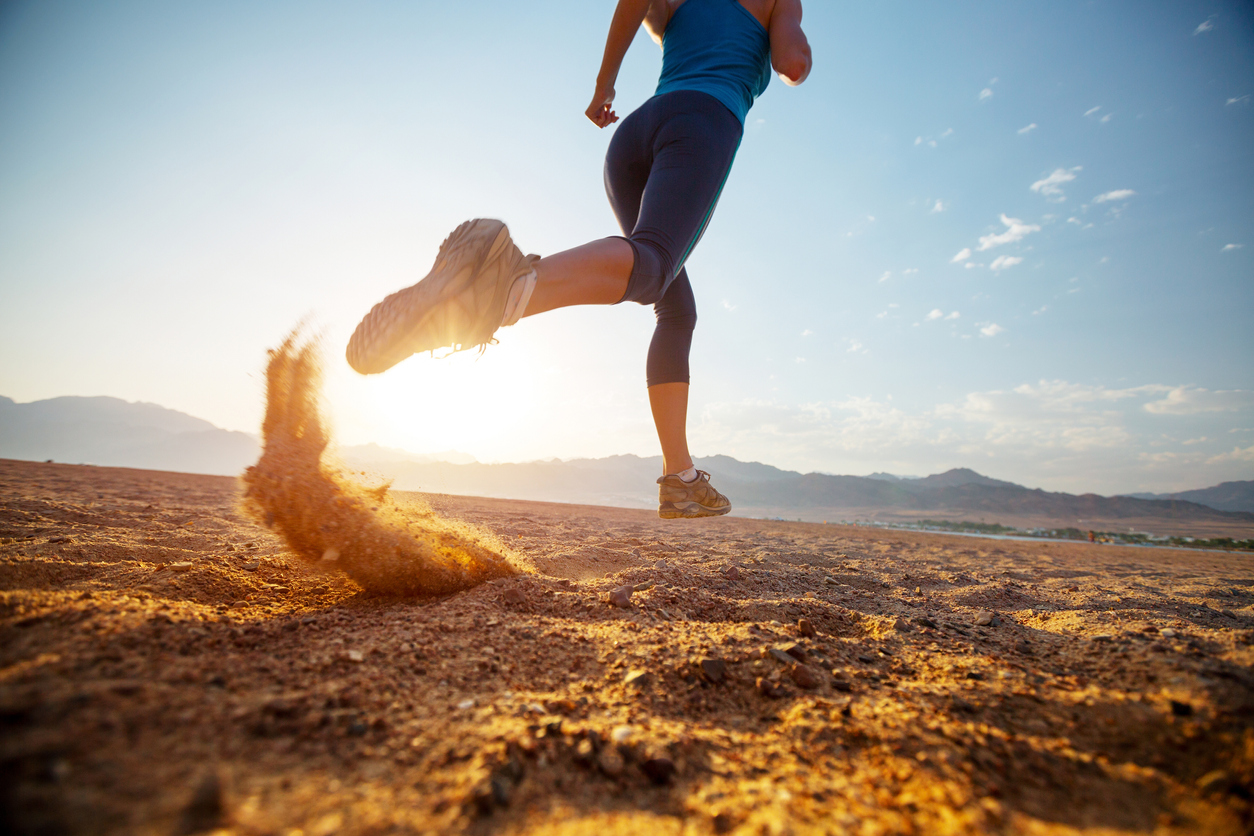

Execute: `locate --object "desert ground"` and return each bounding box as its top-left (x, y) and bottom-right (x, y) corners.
top-left (1, 457), bottom-right (1252, 835)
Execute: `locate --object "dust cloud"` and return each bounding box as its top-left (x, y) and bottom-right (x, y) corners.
top-left (240, 332), bottom-right (519, 595)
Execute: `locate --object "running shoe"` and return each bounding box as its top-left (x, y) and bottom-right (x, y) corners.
top-left (656, 470), bottom-right (732, 519)
top-left (346, 219), bottom-right (538, 374)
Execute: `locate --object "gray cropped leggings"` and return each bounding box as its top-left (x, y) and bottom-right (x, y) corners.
top-left (604, 89), bottom-right (743, 386)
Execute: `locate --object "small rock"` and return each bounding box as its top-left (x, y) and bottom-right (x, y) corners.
top-left (242, 561), bottom-right (259, 572)
top-left (782, 643), bottom-right (808, 662)
top-left (824, 576), bottom-right (839, 586)
top-left (892, 618), bottom-right (912, 633)
top-left (346, 649), bottom-right (365, 663)
top-left (699, 659), bottom-right (727, 684)
top-left (1170, 700), bottom-right (1193, 717)
top-left (913, 617), bottom-right (937, 629)
top-left (641, 757), bottom-right (675, 785)
top-left (1159, 628), bottom-right (1178, 638)
top-left (797, 618), bottom-right (816, 637)
top-left (974, 611), bottom-right (994, 627)
top-left (1092, 634), bottom-right (1113, 643)
top-left (804, 591), bottom-right (816, 599)
top-left (610, 725), bottom-right (635, 744)
top-left (756, 676), bottom-right (783, 698)
top-left (609, 586), bottom-right (633, 608)
top-left (830, 676), bottom-right (852, 692)
top-left (724, 565), bottom-right (740, 581)
top-left (856, 654), bottom-right (875, 664)
top-left (654, 560), bottom-right (668, 570)
top-left (598, 747), bottom-right (625, 778)
top-left (789, 663), bottom-right (822, 690)
top-left (457, 698), bottom-right (476, 710)
top-left (321, 547), bottom-right (340, 563)
top-left (1196, 769), bottom-right (1230, 794)
top-left (171, 562), bottom-right (194, 573)
top-left (634, 580), bottom-right (654, 592)
top-left (1065, 585), bottom-right (1079, 592)
top-left (623, 669), bottom-right (651, 688)
top-left (502, 588), bottom-right (526, 606)
top-left (915, 586), bottom-right (923, 596)
top-left (769, 648), bottom-right (796, 665)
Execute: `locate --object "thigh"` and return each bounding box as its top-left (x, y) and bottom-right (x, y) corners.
top-left (603, 106), bottom-right (655, 237)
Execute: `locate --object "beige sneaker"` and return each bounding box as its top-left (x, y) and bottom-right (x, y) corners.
top-left (346, 219), bottom-right (538, 374)
top-left (656, 470), bottom-right (732, 519)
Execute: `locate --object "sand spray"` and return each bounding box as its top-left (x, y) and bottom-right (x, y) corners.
top-left (240, 331), bottom-right (520, 595)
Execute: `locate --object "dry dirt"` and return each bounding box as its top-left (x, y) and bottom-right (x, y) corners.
top-left (2, 457), bottom-right (1252, 835)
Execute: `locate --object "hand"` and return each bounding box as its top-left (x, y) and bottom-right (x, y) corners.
top-left (585, 84), bottom-right (619, 128)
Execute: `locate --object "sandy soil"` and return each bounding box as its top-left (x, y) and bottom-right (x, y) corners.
top-left (1, 457), bottom-right (1252, 835)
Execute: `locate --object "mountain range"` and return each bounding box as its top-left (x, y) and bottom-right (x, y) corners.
top-left (2, 394), bottom-right (1251, 537)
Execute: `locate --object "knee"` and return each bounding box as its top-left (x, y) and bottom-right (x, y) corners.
top-left (621, 237), bottom-right (677, 306)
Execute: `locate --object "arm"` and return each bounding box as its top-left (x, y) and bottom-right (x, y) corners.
top-left (768, 0), bottom-right (812, 86)
top-left (586, 0), bottom-right (653, 128)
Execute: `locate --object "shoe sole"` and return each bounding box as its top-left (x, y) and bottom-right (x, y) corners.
top-left (658, 500), bottom-right (732, 520)
top-left (346, 220), bottom-right (512, 374)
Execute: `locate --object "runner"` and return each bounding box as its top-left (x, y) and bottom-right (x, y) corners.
top-left (347, 0), bottom-right (811, 519)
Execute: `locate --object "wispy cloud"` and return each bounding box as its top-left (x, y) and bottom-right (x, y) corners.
top-left (1032, 305), bottom-right (1048, 316)
top-left (1030, 166), bottom-right (1081, 201)
top-left (722, 299), bottom-right (736, 312)
top-left (1228, 95), bottom-right (1250, 106)
top-left (1093, 189), bottom-right (1136, 203)
top-left (946, 311), bottom-right (960, 320)
top-left (951, 247), bottom-right (972, 263)
top-left (1084, 106), bottom-right (1101, 117)
top-left (980, 323), bottom-right (1005, 337)
top-left (976, 214), bottom-right (1041, 251)
top-left (1194, 16), bottom-right (1216, 35)
top-left (847, 339), bottom-right (866, 354)
top-left (1017, 123), bottom-right (1037, 135)
top-left (989, 255), bottom-right (1023, 271)
top-left (800, 329), bottom-right (813, 337)
top-left (1144, 386), bottom-right (1254, 415)
top-left (1100, 113), bottom-right (1113, 123)
top-left (1222, 243), bottom-right (1245, 251)
top-left (878, 271), bottom-right (891, 283)
top-left (932, 200), bottom-right (945, 213)
top-left (902, 268), bottom-right (919, 275)
top-left (979, 88), bottom-right (993, 101)
top-left (925, 309), bottom-right (943, 321)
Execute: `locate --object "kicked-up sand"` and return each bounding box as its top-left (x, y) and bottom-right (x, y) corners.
top-left (1, 456), bottom-right (1252, 835)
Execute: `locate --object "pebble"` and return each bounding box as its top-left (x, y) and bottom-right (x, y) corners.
top-left (242, 561), bottom-right (259, 572)
top-left (346, 649), bottom-right (365, 663)
top-left (1170, 700), bottom-right (1193, 717)
top-left (502, 588), bottom-right (526, 606)
top-left (892, 618), bottom-right (912, 633)
top-left (768, 648), bottom-right (796, 665)
top-left (699, 659), bottom-right (727, 684)
top-left (609, 586), bottom-right (634, 608)
top-left (782, 643), bottom-right (808, 662)
top-left (797, 618), bottom-right (816, 638)
top-left (1092, 634), bottom-right (1113, 643)
top-left (171, 562), bottom-right (193, 573)
top-left (824, 576), bottom-right (839, 586)
top-left (913, 616), bottom-right (937, 629)
top-left (641, 757), bottom-right (675, 785)
top-left (634, 580), bottom-right (654, 592)
top-left (974, 611), bottom-right (995, 627)
top-left (1196, 769), bottom-right (1230, 794)
top-left (457, 699), bottom-right (476, 710)
top-left (804, 591), bottom-right (816, 599)
top-left (789, 663), bottom-right (822, 690)
top-left (598, 747), bottom-right (626, 778)
top-left (623, 669), bottom-right (651, 688)
top-left (756, 676), bottom-right (783, 698)
top-left (724, 566), bottom-right (740, 581)
top-left (610, 725), bottom-right (635, 744)
top-left (1160, 628), bottom-right (1178, 638)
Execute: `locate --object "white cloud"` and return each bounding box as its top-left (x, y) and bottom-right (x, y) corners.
top-left (1093, 189), bottom-right (1136, 203)
top-left (1032, 305), bottom-right (1048, 316)
top-left (914, 136), bottom-right (922, 146)
top-left (1030, 167), bottom-right (1081, 201)
top-left (925, 309), bottom-right (943, 321)
top-left (951, 248), bottom-right (972, 263)
top-left (989, 255), bottom-right (1023, 271)
top-left (1084, 106), bottom-right (1101, 117)
top-left (795, 357), bottom-right (806, 364)
top-left (801, 329), bottom-right (813, 337)
top-left (1222, 243), bottom-right (1244, 251)
top-left (941, 128), bottom-right (953, 138)
top-left (932, 200), bottom-right (945, 213)
top-left (1209, 445), bottom-right (1254, 464)
top-left (847, 339), bottom-right (865, 354)
top-left (945, 311), bottom-right (960, 320)
top-left (902, 268), bottom-right (919, 275)
top-left (876, 310), bottom-right (889, 319)
top-left (1144, 386), bottom-right (1254, 415)
top-left (979, 323), bottom-right (1005, 337)
top-left (976, 214), bottom-right (1041, 251)
top-left (1194, 16), bottom-right (1215, 35)
top-left (1228, 95), bottom-right (1250, 106)
top-left (722, 299), bottom-right (736, 312)
top-left (878, 271), bottom-right (891, 283)
top-left (1100, 113), bottom-right (1112, 123)
top-left (1018, 123), bottom-right (1037, 134)
top-left (979, 88), bottom-right (993, 101)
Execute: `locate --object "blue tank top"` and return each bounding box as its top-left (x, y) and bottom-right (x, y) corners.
top-left (654, 0), bottom-right (772, 125)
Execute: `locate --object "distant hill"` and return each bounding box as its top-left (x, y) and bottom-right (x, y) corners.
top-left (1120, 481), bottom-right (1254, 514)
top-left (2, 394), bottom-right (1250, 537)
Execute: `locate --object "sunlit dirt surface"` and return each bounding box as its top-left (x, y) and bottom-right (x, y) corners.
top-left (1, 457), bottom-right (1251, 835)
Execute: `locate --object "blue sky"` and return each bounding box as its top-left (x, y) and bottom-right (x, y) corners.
top-left (1, 0), bottom-right (1251, 494)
